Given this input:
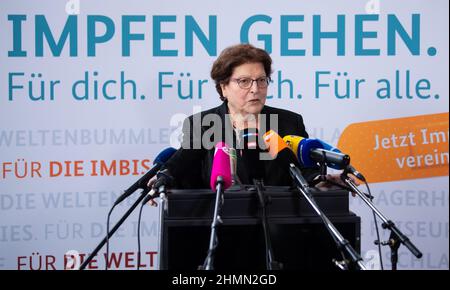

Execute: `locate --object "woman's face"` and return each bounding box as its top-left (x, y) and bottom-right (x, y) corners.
top-left (221, 62), bottom-right (268, 116)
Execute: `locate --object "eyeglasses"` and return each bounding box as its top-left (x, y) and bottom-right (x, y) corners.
top-left (230, 77), bottom-right (270, 89)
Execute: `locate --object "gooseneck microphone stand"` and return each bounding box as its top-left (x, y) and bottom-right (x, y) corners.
top-left (79, 190), bottom-right (149, 270)
top-left (254, 179), bottom-right (283, 270)
top-left (201, 176), bottom-right (225, 270)
top-left (341, 166), bottom-right (423, 270)
top-left (289, 164), bottom-right (367, 270)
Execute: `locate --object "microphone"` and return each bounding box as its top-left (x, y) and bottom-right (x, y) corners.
top-left (316, 139), bottom-right (342, 153)
top-left (237, 128), bottom-right (265, 181)
top-left (263, 130), bottom-right (311, 187)
top-left (346, 165), bottom-right (366, 182)
top-left (228, 147), bottom-right (241, 185)
top-left (263, 130), bottom-right (300, 166)
top-left (113, 147), bottom-right (177, 206)
top-left (202, 142), bottom-right (232, 270)
top-left (210, 142), bottom-right (233, 191)
top-left (263, 130), bottom-right (288, 158)
top-left (142, 168), bottom-right (173, 204)
top-left (309, 148), bottom-right (350, 168)
top-left (283, 135), bottom-right (365, 181)
top-left (283, 135), bottom-right (349, 168)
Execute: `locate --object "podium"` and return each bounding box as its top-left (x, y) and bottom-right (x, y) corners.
top-left (162, 186), bottom-right (361, 270)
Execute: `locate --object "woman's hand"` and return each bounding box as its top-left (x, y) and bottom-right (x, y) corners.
top-left (145, 176), bottom-right (158, 207)
top-left (315, 173), bottom-right (359, 196)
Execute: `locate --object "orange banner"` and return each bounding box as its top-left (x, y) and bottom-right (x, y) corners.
top-left (338, 113), bottom-right (449, 183)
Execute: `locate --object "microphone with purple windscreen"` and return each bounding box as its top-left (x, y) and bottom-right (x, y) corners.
top-left (210, 142), bottom-right (233, 191)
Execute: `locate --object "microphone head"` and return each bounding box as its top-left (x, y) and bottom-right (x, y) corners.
top-left (154, 147), bottom-right (177, 165)
top-left (298, 138), bottom-right (324, 167)
top-left (316, 139), bottom-right (341, 153)
top-left (263, 131), bottom-right (301, 173)
top-left (283, 135), bottom-right (305, 158)
top-left (263, 130), bottom-right (288, 159)
top-left (314, 140), bottom-right (345, 169)
top-left (210, 142), bottom-right (233, 190)
top-left (284, 136), bottom-right (349, 169)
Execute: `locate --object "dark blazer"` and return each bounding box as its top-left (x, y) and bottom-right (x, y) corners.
top-left (163, 101), bottom-right (320, 189)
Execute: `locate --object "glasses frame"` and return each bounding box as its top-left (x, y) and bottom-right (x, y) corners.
top-left (230, 76), bottom-right (271, 89)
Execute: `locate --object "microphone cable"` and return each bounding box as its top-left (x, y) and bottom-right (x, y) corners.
top-left (105, 203), bottom-right (117, 270)
top-left (136, 193), bottom-right (147, 270)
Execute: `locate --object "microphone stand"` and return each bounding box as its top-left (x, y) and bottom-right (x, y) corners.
top-left (157, 191), bottom-right (169, 270)
top-left (201, 176), bottom-right (225, 270)
top-left (289, 164), bottom-right (367, 270)
top-left (341, 166), bottom-right (423, 270)
top-left (253, 179), bottom-right (283, 270)
top-left (79, 189), bottom-right (149, 270)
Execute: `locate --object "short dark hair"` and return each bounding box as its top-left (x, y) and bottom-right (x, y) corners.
top-left (210, 43), bottom-right (272, 101)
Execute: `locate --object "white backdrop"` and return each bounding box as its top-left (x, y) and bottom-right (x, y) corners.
top-left (0, 0), bottom-right (448, 270)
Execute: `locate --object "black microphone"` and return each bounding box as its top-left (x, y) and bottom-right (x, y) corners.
top-left (142, 169), bottom-right (174, 204)
top-left (237, 128), bottom-right (265, 181)
top-left (309, 148), bottom-right (350, 168)
top-left (113, 147), bottom-right (176, 206)
top-left (346, 165), bottom-right (366, 182)
top-left (310, 149), bottom-right (366, 181)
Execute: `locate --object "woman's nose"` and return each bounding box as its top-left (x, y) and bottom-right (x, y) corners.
top-left (249, 80), bottom-right (260, 93)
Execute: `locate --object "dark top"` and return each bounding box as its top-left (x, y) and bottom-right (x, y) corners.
top-left (163, 101), bottom-right (320, 189)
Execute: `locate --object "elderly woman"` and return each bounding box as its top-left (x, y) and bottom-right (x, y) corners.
top-left (155, 43), bottom-right (322, 189)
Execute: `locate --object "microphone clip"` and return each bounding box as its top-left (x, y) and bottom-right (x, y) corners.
top-left (143, 169), bottom-right (174, 205)
top-left (332, 258), bottom-right (350, 271)
top-left (309, 160), bottom-right (328, 187)
top-left (153, 169), bottom-right (174, 194)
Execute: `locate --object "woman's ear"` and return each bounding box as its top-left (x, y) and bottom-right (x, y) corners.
top-left (221, 82), bottom-right (230, 95)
